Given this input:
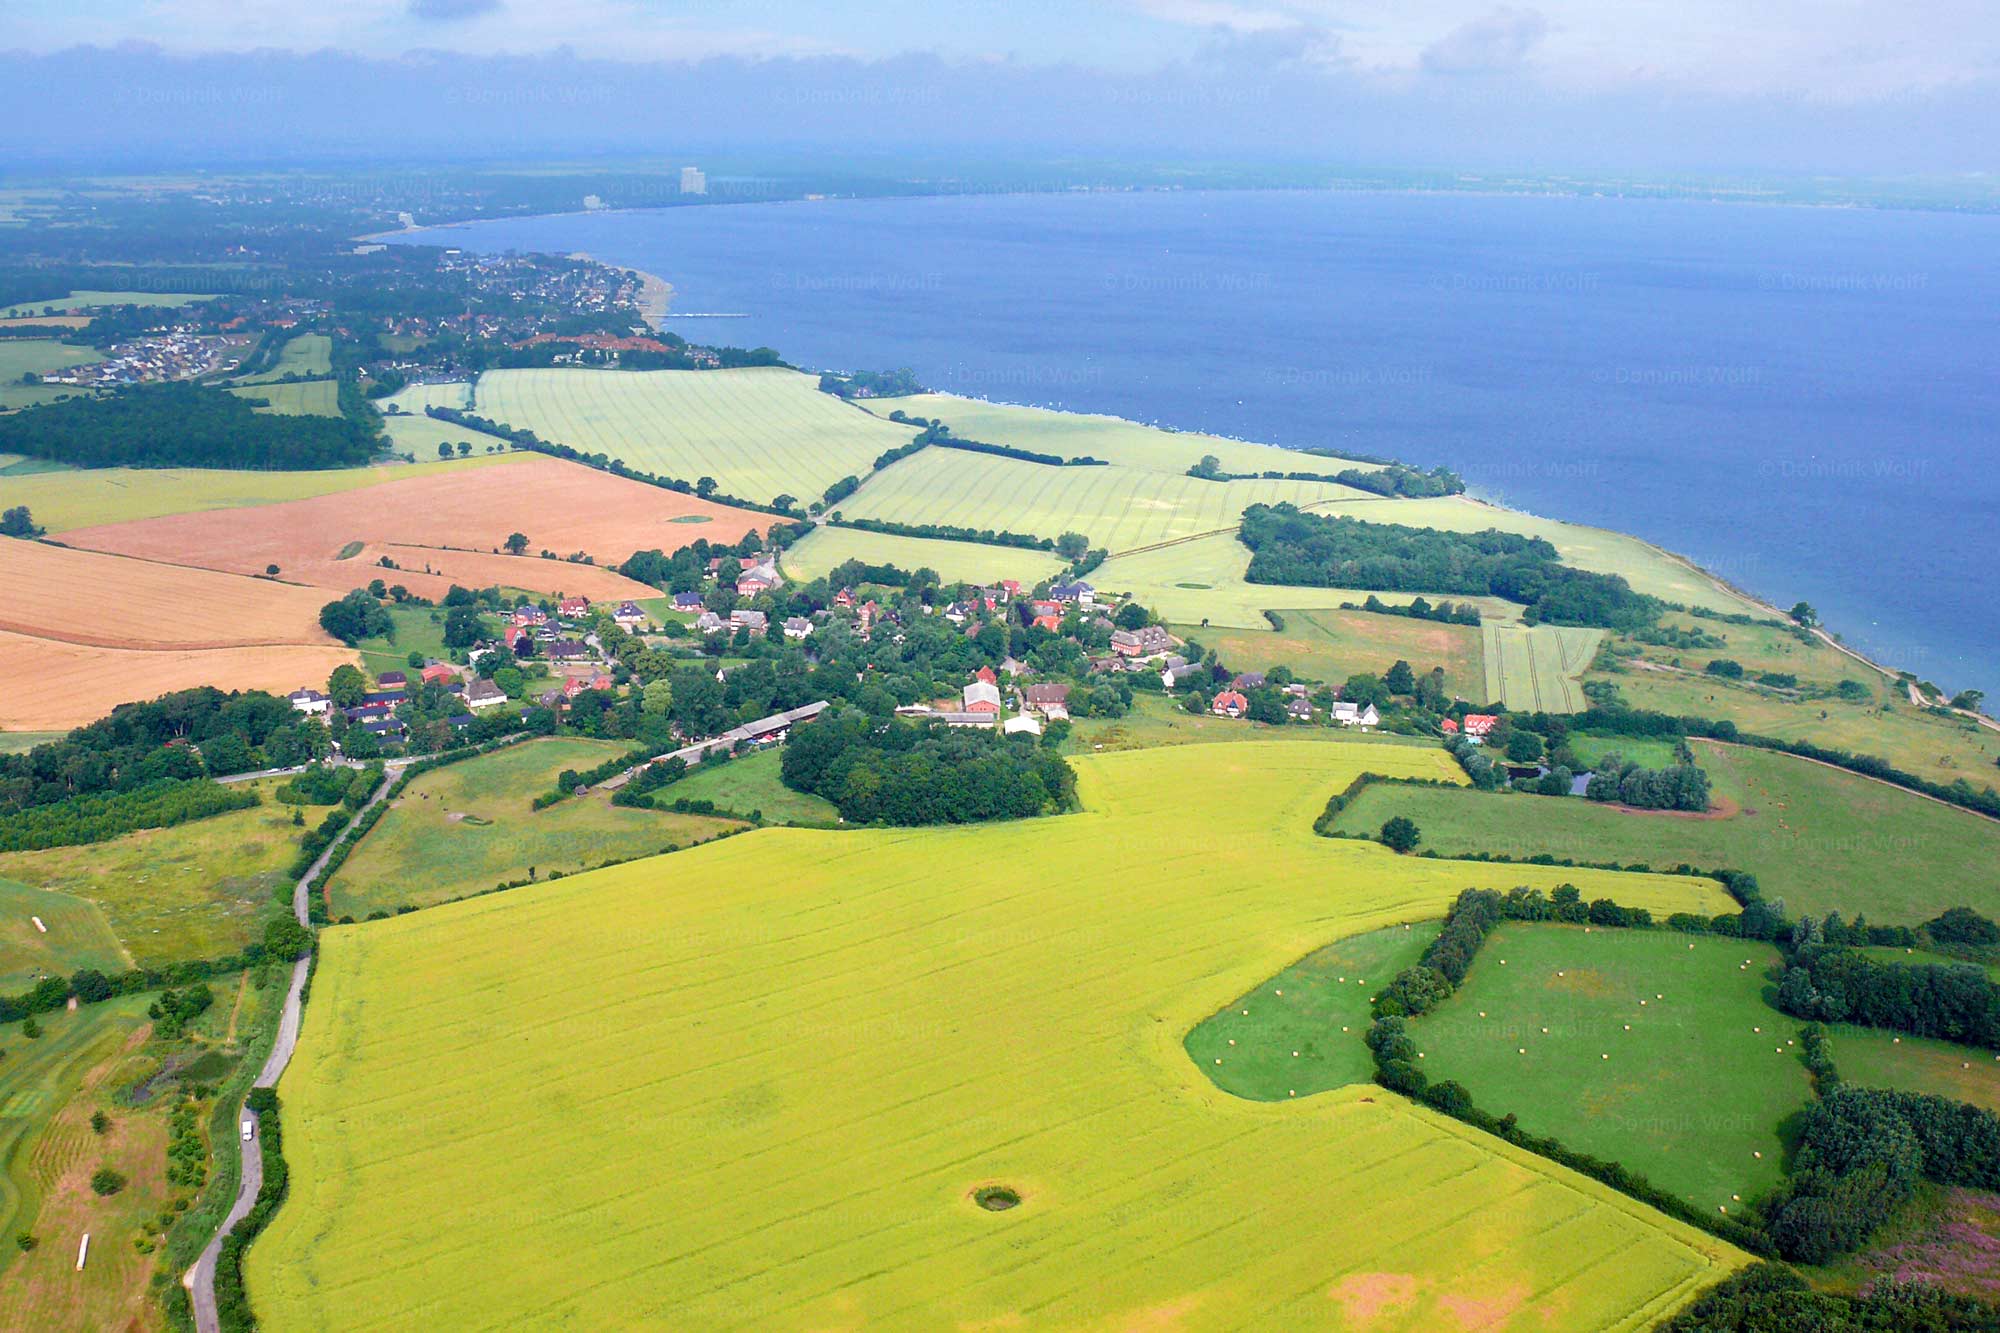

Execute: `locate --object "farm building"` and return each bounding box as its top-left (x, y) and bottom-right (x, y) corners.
top-left (1024, 683), bottom-right (1071, 717)
top-left (731, 609), bottom-right (768, 631)
top-left (1111, 625), bottom-right (1174, 658)
top-left (962, 681), bottom-right (1003, 714)
top-left (1003, 713), bottom-right (1043, 736)
top-left (288, 688), bottom-right (331, 716)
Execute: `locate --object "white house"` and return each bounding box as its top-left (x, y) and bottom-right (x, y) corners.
top-left (1329, 701), bottom-right (1380, 729)
top-left (287, 688), bottom-right (331, 716)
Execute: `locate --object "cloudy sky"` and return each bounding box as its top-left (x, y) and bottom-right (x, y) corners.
top-left (4, 1), bottom-right (1996, 171)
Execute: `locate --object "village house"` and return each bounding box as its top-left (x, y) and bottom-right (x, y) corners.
top-left (420, 661), bottom-right (459, 687)
top-left (1286, 697), bottom-right (1315, 721)
top-left (546, 639), bottom-right (590, 663)
top-left (834, 587), bottom-right (856, 609)
top-left (1028, 600), bottom-right (1063, 632)
top-left (782, 616), bottom-right (814, 640)
top-left (672, 591), bottom-right (704, 613)
top-left (1049, 580), bottom-right (1095, 606)
top-left (614, 601), bottom-right (647, 631)
top-left (558, 596), bottom-right (590, 619)
top-left (730, 608), bottom-right (768, 632)
top-left (736, 562), bottom-right (781, 596)
top-left (1331, 701), bottom-right (1381, 729)
top-left (1111, 625), bottom-right (1175, 659)
top-left (287, 688), bottom-right (331, 716)
top-left (1232, 671), bottom-right (1267, 691)
top-left (1461, 713), bottom-right (1499, 744)
top-left (695, 610), bottom-right (725, 634)
top-left (1211, 689), bottom-right (1250, 719)
top-left (511, 605), bottom-right (549, 628)
top-left (1160, 657), bottom-right (1201, 690)
top-left (998, 655), bottom-right (1026, 678)
top-left (1023, 683), bottom-right (1071, 719)
top-left (376, 670), bottom-right (409, 693)
top-left (563, 672), bottom-right (614, 699)
top-left (974, 666), bottom-right (998, 685)
top-left (962, 680), bottom-right (1004, 714)
top-left (464, 679), bottom-right (509, 709)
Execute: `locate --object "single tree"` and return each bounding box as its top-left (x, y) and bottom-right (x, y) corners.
top-left (1380, 816), bottom-right (1422, 854)
top-left (505, 532), bottom-right (530, 555)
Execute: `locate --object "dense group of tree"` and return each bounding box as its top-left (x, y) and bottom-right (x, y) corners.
top-left (0, 778), bottom-right (258, 853)
top-left (817, 367), bottom-right (926, 399)
top-left (0, 383), bottom-right (377, 469)
top-left (317, 588), bottom-right (395, 645)
top-left (780, 707), bottom-right (1075, 825)
top-left (1189, 455), bottom-right (1463, 497)
top-left (1765, 1086), bottom-right (2000, 1263)
top-left (1238, 504), bottom-right (1662, 629)
top-left (1, 504), bottom-right (44, 537)
top-left (1778, 941), bottom-right (2000, 1048)
top-left (1581, 751), bottom-right (1712, 810)
top-left (833, 516), bottom-right (1057, 551)
top-left (1656, 1262), bottom-right (2000, 1332)
top-left (0, 687), bottom-right (328, 815)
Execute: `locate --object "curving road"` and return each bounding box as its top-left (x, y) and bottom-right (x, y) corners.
top-left (182, 762), bottom-right (405, 1333)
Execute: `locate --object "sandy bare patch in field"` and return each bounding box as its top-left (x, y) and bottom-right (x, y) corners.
top-left (61, 457), bottom-right (762, 601)
top-left (0, 630), bottom-right (354, 730)
top-left (0, 539), bottom-right (335, 649)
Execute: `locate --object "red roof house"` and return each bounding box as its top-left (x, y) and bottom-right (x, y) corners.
top-left (1211, 689), bottom-right (1250, 719)
top-left (1463, 714), bottom-right (1499, 739)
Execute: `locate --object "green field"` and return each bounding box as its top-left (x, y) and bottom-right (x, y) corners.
top-left (382, 380), bottom-right (473, 413)
top-left (1093, 529), bottom-right (1524, 629)
top-left (1832, 1026), bottom-right (2000, 1114)
top-left (255, 740), bottom-right (1740, 1329)
top-left (0, 732), bottom-right (64, 756)
top-left (659, 748), bottom-right (841, 825)
top-left (1320, 496), bottom-right (1769, 618)
top-left (841, 446), bottom-right (1368, 555)
top-left (1066, 690), bottom-right (1446, 754)
top-left (1186, 922), bottom-right (1442, 1099)
top-left (0, 289), bottom-right (214, 317)
top-left (1332, 740), bottom-right (2000, 924)
top-left (6, 451), bottom-right (529, 533)
top-left (1595, 661), bottom-right (2000, 792)
top-left (1177, 606), bottom-right (1485, 696)
top-left (1858, 945), bottom-right (2000, 979)
top-left (0, 997), bottom-right (157, 1311)
top-left (0, 339), bottom-right (103, 409)
top-left (1568, 732), bottom-right (1685, 769)
top-left (354, 604), bottom-right (452, 675)
top-left (1409, 923), bottom-right (1809, 1211)
top-left (0, 878), bottom-right (127, 990)
top-left (1483, 624), bottom-right (1605, 712)
top-left (472, 367), bottom-right (920, 506)
top-left (327, 739), bottom-right (745, 918)
top-left (377, 408), bottom-right (515, 459)
top-left (780, 523), bottom-right (1065, 587)
top-left (233, 333), bottom-right (332, 382)
top-left (0, 785), bottom-right (300, 968)
top-left (864, 393), bottom-right (1380, 478)
top-left (228, 378), bottom-right (339, 416)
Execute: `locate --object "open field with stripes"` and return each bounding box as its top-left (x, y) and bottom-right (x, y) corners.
top-left (57, 455), bottom-right (742, 603)
top-left (252, 740), bottom-right (1740, 1329)
top-left (1483, 624), bottom-right (1605, 712)
top-left (780, 522), bottom-right (1065, 586)
top-left (472, 367), bottom-right (920, 506)
top-left (841, 447), bottom-right (1371, 554)
top-left (1183, 607), bottom-right (1487, 698)
top-left (862, 393), bottom-right (1381, 477)
top-left (232, 333), bottom-right (332, 382)
top-left (227, 378), bottom-right (339, 416)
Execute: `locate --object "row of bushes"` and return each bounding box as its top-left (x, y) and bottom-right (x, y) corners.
top-left (0, 936), bottom-right (295, 1025)
top-left (1656, 1262), bottom-right (2000, 1331)
top-left (829, 516), bottom-right (1057, 552)
top-left (0, 777), bottom-right (258, 853)
top-left (933, 436), bottom-right (1106, 468)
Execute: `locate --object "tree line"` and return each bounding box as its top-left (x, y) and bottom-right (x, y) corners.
top-left (0, 383), bottom-right (378, 469)
top-left (780, 707), bottom-right (1076, 825)
top-left (1237, 504), bottom-right (1662, 630)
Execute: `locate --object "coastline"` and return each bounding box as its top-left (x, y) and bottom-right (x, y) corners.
top-left (370, 216), bottom-right (1990, 719)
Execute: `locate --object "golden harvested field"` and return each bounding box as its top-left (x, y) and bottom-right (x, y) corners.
top-left (864, 393), bottom-right (1381, 477)
top-left (779, 523), bottom-right (1066, 587)
top-left (841, 448), bottom-right (1370, 555)
top-left (253, 740), bottom-right (1741, 1330)
top-left (0, 632), bottom-right (352, 731)
top-left (6, 453), bottom-right (528, 534)
top-left (0, 539), bottom-right (334, 650)
top-left (60, 456), bottom-right (756, 602)
top-left (473, 367), bottom-right (920, 506)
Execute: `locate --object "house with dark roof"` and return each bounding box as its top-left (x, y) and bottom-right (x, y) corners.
top-left (672, 591), bottom-right (704, 612)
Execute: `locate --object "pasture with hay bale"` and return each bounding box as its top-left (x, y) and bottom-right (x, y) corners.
top-left (1404, 922), bottom-right (1809, 1212)
top-left (252, 739), bottom-right (1741, 1329)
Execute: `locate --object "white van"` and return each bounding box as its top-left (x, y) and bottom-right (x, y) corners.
top-left (241, 1119), bottom-right (255, 1142)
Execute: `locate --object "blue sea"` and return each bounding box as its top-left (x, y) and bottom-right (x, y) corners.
top-left (405, 190), bottom-right (1999, 694)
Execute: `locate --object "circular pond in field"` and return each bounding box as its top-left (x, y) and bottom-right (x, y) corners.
top-left (973, 1186), bottom-right (1021, 1212)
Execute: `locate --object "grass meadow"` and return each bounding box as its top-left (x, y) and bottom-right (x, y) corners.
top-left (1179, 606), bottom-right (1485, 695)
top-left (862, 393), bottom-right (1381, 477)
top-left (254, 740), bottom-right (1741, 1329)
top-left (1186, 922), bottom-right (1442, 1099)
top-left (327, 739), bottom-right (744, 918)
top-left (0, 878), bottom-right (128, 990)
top-left (227, 379), bottom-right (339, 417)
top-left (0, 290), bottom-right (213, 316)
top-left (1409, 923), bottom-right (1809, 1211)
top-left (780, 523), bottom-right (1066, 588)
top-left (657, 748), bottom-right (840, 826)
top-left (0, 783), bottom-right (300, 968)
top-left (0, 340), bottom-right (104, 409)
top-left (1831, 1027), bottom-right (2000, 1115)
top-left (1332, 740), bottom-right (2000, 924)
top-left (232, 333), bottom-right (332, 382)
top-left (473, 367), bottom-right (920, 506)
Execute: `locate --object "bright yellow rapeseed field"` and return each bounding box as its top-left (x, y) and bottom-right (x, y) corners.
top-left (251, 740), bottom-right (1742, 1330)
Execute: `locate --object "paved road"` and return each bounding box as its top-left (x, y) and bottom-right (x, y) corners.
top-left (182, 764), bottom-right (403, 1333)
top-left (596, 701), bottom-right (828, 791)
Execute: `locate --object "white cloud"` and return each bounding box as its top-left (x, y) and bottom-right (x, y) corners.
top-left (1420, 8), bottom-right (1547, 74)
